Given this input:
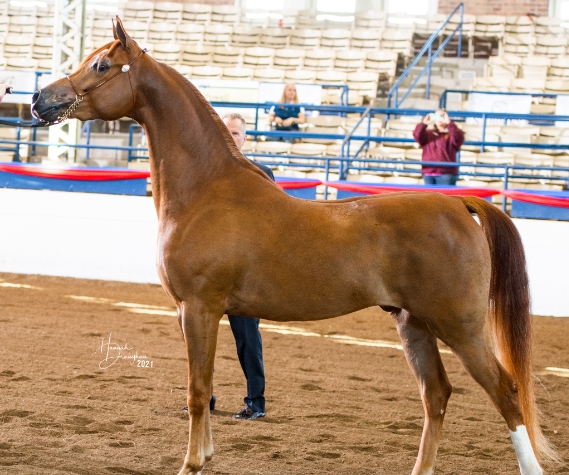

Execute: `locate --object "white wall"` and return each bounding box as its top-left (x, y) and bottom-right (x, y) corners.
top-left (0, 189), bottom-right (159, 284)
top-left (0, 188), bottom-right (567, 317)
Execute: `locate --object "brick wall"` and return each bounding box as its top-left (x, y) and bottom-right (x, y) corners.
top-left (437, 0), bottom-right (549, 16)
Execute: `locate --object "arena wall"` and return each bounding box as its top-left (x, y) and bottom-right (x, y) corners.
top-left (1, 188), bottom-right (568, 317)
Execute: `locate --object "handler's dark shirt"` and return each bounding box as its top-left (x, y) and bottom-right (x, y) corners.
top-left (248, 159), bottom-right (275, 181)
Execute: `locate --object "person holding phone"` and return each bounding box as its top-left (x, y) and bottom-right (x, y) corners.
top-left (413, 109), bottom-right (464, 185)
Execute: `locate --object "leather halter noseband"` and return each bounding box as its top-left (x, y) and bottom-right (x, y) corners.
top-left (55, 47), bottom-right (147, 125)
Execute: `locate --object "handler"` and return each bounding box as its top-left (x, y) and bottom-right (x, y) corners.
top-left (219, 112), bottom-right (272, 420)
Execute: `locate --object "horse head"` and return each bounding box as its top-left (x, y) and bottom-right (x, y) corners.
top-left (31, 17), bottom-right (144, 124)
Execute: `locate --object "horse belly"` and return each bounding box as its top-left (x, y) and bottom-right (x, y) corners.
top-left (225, 241), bottom-right (392, 322)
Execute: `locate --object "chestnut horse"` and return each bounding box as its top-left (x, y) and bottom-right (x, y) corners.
top-left (32, 18), bottom-right (558, 475)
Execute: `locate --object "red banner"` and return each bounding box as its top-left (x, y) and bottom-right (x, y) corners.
top-left (501, 190), bottom-right (569, 209)
top-left (276, 179), bottom-right (322, 189)
top-left (325, 182), bottom-right (500, 198)
top-left (0, 163), bottom-right (150, 181)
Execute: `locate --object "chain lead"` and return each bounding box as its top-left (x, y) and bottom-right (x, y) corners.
top-left (54, 95), bottom-right (83, 124)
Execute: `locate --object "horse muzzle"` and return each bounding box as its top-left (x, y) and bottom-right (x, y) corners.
top-left (31, 89), bottom-right (76, 123)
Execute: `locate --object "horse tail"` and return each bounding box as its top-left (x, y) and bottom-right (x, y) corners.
top-left (460, 196), bottom-right (559, 465)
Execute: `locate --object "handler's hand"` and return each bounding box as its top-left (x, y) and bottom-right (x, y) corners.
top-left (282, 117), bottom-right (295, 127)
top-left (0, 84), bottom-right (10, 103)
top-left (423, 114), bottom-right (431, 125)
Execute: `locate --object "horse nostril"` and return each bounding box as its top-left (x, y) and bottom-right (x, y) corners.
top-left (31, 90), bottom-right (40, 104)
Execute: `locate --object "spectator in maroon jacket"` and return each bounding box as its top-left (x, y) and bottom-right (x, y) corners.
top-left (413, 109), bottom-right (465, 185)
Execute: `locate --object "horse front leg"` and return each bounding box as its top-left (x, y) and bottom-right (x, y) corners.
top-left (390, 309), bottom-right (453, 475)
top-left (177, 300), bottom-right (221, 475)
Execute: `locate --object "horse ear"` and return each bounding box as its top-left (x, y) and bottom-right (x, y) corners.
top-left (112, 18), bottom-right (118, 40)
top-left (114, 16), bottom-right (132, 48)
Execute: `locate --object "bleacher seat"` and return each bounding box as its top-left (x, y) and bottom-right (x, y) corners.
top-left (273, 48), bottom-right (304, 69)
top-left (147, 22), bottom-right (177, 43)
top-left (231, 25), bottom-right (261, 47)
top-left (534, 17), bottom-right (563, 36)
top-left (181, 44), bottom-right (214, 67)
top-left (211, 5), bottom-right (240, 25)
top-left (315, 70), bottom-right (347, 85)
top-left (284, 69), bottom-right (316, 82)
top-left (334, 50), bottom-right (366, 72)
top-left (290, 29), bottom-right (321, 49)
top-left (123, 1), bottom-right (154, 22)
top-left (511, 77), bottom-right (545, 94)
top-left (365, 50), bottom-right (398, 76)
top-left (176, 23), bottom-right (205, 44)
top-left (211, 45), bottom-right (242, 66)
top-left (36, 17), bottom-right (53, 37)
top-left (6, 57), bottom-right (38, 70)
top-left (474, 15), bottom-right (505, 39)
top-left (152, 2), bottom-right (183, 23)
top-left (535, 35), bottom-right (567, 57)
top-left (191, 65), bottom-right (223, 79)
top-left (549, 58), bottom-right (569, 78)
top-left (252, 68), bottom-right (284, 81)
top-left (222, 66), bottom-right (253, 80)
top-left (351, 28), bottom-right (381, 50)
top-left (8, 16), bottom-right (35, 35)
top-left (32, 36), bottom-right (53, 60)
top-left (503, 34), bottom-right (535, 56)
top-left (121, 20), bottom-right (149, 43)
top-left (151, 43), bottom-right (181, 65)
top-left (320, 29), bottom-right (351, 49)
top-left (519, 56), bottom-right (550, 79)
top-left (243, 47), bottom-right (274, 67)
top-left (381, 29), bottom-right (413, 56)
top-left (259, 28), bottom-right (290, 48)
top-left (303, 49), bottom-right (335, 70)
top-left (203, 24), bottom-right (233, 45)
top-left (485, 54), bottom-right (520, 78)
top-left (182, 3), bottom-right (211, 24)
top-left (3, 34), bottom-right (33, 57)
top-left (354, 11), bottom-right (386, 30)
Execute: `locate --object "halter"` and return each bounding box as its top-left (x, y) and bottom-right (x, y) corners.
top-left (53, 47), bottom-right (147, 125)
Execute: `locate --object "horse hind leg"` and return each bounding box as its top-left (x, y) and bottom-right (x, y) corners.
top-left (389, 309), bottom-right (453, 475)
top-left (444, 330), bottom-right (542, 475)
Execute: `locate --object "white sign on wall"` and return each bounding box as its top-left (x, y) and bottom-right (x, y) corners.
top-left (466, 92), bottom-right (532, 125)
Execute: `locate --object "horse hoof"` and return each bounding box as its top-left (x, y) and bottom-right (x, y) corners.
top-left (176, 467), bottom-right (202, 475)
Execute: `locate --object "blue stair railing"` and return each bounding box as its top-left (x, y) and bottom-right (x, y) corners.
top-left (387, 3), bottom-right (464, 108)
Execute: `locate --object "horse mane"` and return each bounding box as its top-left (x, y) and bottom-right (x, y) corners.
top-left (150, 54), bottom-right (274, 183)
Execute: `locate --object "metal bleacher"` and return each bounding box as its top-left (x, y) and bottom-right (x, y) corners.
top-left (0, 2), bottom-right (568, 202)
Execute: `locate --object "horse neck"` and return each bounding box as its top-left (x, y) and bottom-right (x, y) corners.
top-left (131, 60), bottom-right (245, 217)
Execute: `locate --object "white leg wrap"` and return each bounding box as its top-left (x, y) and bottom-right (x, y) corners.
top-left (510, 425), bottom-right (543, 475)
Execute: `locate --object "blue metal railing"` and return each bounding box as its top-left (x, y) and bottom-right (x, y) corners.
top-left (387, 3), bottom-right (464, 108)
top-left (439, 89), bottom-right (565, 111)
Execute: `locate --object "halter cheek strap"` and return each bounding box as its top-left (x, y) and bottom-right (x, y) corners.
top-left (54, 48), bottom-right (147, 125)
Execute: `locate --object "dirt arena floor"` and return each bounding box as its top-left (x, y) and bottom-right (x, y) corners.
top-left (1, 272), bottom-right (568, 475)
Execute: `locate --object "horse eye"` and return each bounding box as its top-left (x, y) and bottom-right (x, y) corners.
top-left (98, 62), bottom-right (109, 72)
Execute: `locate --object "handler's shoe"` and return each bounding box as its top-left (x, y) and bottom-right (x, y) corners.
top-left (234, 406), bottom-right (265, 420)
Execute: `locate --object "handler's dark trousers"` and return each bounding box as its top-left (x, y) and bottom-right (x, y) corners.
top-left (228, 315), bottom-right (266, 413)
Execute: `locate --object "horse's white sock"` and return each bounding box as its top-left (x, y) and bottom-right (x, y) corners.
top-left (510, 425), bottom-right (543, 475)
